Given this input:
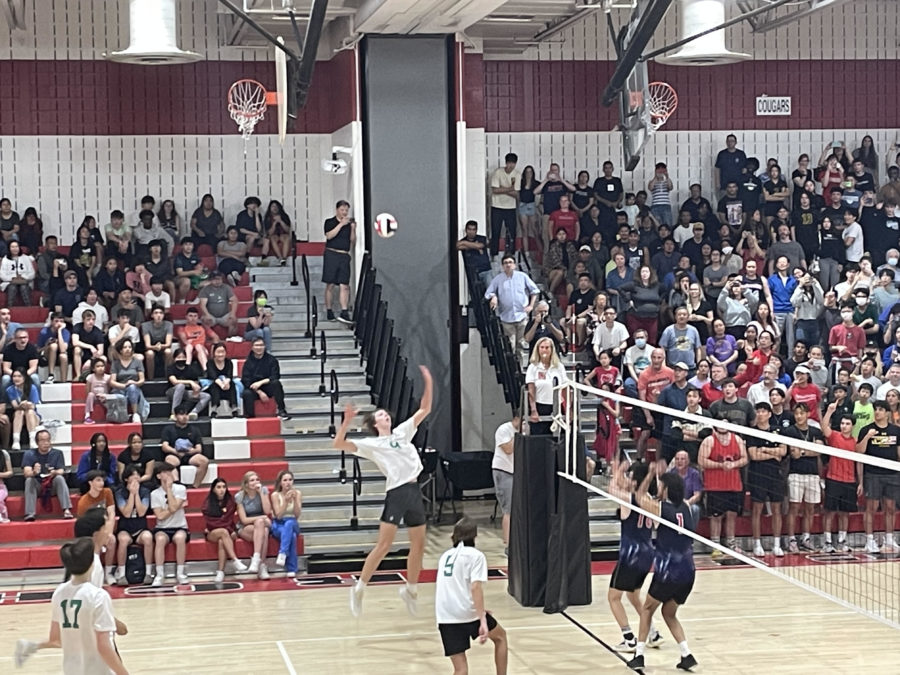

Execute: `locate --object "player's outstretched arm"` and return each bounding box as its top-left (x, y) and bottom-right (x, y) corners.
top-left (333, 403), bottom-right (359, 452)
top-left (411, 365), bottom-right (433, 427)
top-left (635, 465), bottom-right (661, 518)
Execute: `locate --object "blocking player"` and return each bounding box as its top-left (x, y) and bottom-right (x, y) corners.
top-left (820, 402), bottom-right (862, 553)
top-left (606, 460), bottom-right (662, 652)
top-left (333, 365), bottom-right (432, 617)
top-left (435, 517), bottom-right (508, 675)
top-left (15, 537), bottom-right (129, 674)
top-left (627, 467), bottom-right (699, 672)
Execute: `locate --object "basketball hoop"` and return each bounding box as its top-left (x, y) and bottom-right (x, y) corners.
top-left (227, 79), bottom-right (278, 140)
top-left (646, 82), bottom-right (678, 133)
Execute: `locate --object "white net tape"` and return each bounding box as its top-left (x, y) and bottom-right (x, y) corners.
top-left (553, 379), bottom-right (900, 630)
top-left (227, 79), bottom-right (269, 140)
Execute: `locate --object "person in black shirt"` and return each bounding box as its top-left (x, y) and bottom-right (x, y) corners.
top-left (680, 183), bottom-right (712, 221)
top-left (235, 196), bottom-right (266, 255)
top-left (160, 404), bottom-right (209, 488)
top-left (850, 159), bottom-right (876, 194)
top-left (567, 273), bottom-right (597, 348)
top-left (857, 401), bottom-right (900, 554)
top-left (571, 171), bottom-right (595, 216)
top-left (715, 134), bottom-right (747, 192)
top-left (781, 403), bottom-right (825, 552)
top-left (93, 257), bottom-right (126, 307)
top-left (790, 192), bottom-right (821, 263)
top-left (523, 301), bottom-right (564, 355)
top-left (323, 200), bottom-right (355, 325)
top-left (717, 182), bottom-right (744, 230)
top-left (242, 338), bottom-right (291, 420)
top-left (71, 309), bottom-right (106, 378)
top-left (116, 431), bottom-right (158, 485)
top-left (173, 237), bottom-right (207, 303)
top-left (457, 220), bottom-right (492, 287)
top-left (166, 348), bottom-right (211, 419)
top-left (579, 204), bottom-right (604, 246)
top-left (859, 199), bottom-right (900, 268)
top-left (53, 271), bottom-right (85, 321)
top-left (1, 328), bottom-right (40, 391)
top-left (817, 215), bottom-right (845, 292)
top-left (592, 161), bottom-right (624, 235)
top-left (821, 187), bottom-right (849, 226)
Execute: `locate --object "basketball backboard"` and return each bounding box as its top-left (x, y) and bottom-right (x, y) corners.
top-left (619, 59), bottom-right (650, 172)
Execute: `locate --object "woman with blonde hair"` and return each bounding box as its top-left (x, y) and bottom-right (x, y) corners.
top-left (526, 336), bottom-right (568, 435)
top-left (270, 470), bottom-right (302, 577)
top-left (235, 470), bottom-right (272, 580)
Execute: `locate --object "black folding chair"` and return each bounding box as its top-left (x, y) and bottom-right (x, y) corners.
top-left (436, 451), bottom-right (498, 523)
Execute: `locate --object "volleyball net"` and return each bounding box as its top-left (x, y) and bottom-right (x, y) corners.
top-left (553, 379), bottom-right (900, 630)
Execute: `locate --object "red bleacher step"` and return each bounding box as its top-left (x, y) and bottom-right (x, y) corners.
top-left (215, 460), bottom-right (287, 482)
top-left (6, 488), bottom-right (210, 519)
top-left (4, 512), bottom-right (213, 542)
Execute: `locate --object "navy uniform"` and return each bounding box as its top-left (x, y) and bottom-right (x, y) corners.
top-left (648, 500), bottom-right (696, 605)
top-left (610, 495), bottom-right (655, 591)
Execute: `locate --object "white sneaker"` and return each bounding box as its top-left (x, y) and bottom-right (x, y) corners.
top-left (214, 571), bottom-right (225, 584)
top-left (131, 413), bottom-right (141, 424)
top-left (11, 438), bottom-right (20, 451)
top-left (232, 559), bottom-right (248, 573)
top-left (15, 639), bottom-right (39, 667)
top-left (399, 585), bottom-right (418, 617)
top-left (350, 583), bottom-right (364, 617)
top-left (772, 544), bottom-right (785, 557)
top-left (753, 543), bottom-right (765, 557)
top-left (258, 563), bottom-right (270, 580)
top-left (248, 554), bottom-right (260, 574)
top-left (614, 638), bottom-right (637, 653)
top-left (151, 575), bottom-right (163, 587)
top-left (105, 572), bottom-right (116, 586)
top-left (838, 539), bottom-right (851, 552)
top-left (865, 539), bottom-right (881, 554)
top-left (881, 542), bottom-right (900, 554)
top-left (177, 572), bottom-right (189, 585)
top-left (276, 553), bottom-right (286, 567)
top-left (648, 631), bottom-right (664, 648)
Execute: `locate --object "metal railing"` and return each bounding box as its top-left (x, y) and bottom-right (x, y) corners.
top-left (301, 254), bottom-right (312, 338)
top-left (309, 297), bottom-right (319, 357)
top-left (318, 330), bottom-right (327, 394)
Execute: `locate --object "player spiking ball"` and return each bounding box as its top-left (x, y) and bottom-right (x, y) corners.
top-left (333, 364), bottom-right (432, 617)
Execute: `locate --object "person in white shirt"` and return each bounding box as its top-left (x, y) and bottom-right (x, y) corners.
top-left (333, 365), bottom-right (433, 618)
top-left (435, 517), bottom-right (508, 675)
top-left (491, 413), bottom-right (521, 555)
top-left (73, 289), bottom-right (110, 330)
top-left (592, 307), bottom-right (629, 362)
top-left (489, 152), bottom-right (521, 258)
top-left (842, 210), bottom-right (864, 263)
top-left (15, 537), bottom-right (129, 674)
top-left (150, 463), bottom-right (190, 587)
top-left (143, 277), bottom-right (172, 315)
top-left (525, 337), bottom-right (569, 435)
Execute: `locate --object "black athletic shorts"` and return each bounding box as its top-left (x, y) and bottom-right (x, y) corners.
top-left (825, 478), bottom-right (858, 513)
top-left (117, 517), bottom-right (148, 537)
top-left (439, 613), bottom-right (498, 656)
top-left (705, 490), bottom-right (743, 516)
top-left (649, 574), bottom-right (695, 605)
top-left (748, 462), bottom-right (785, 503)
top-left (153, 527), bottom-right (189, 543)
top-left (322, 248), bottom-right (351, 285)
top-left (381, 481), bottom-right (426, 527)
top-left (609, 561), bottom-right (651, 592)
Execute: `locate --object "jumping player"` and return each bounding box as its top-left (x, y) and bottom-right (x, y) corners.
top-left (333, 365), bottom-right (432, 617)
top-left (627, 467), bottom-right (699, 672)
top-left (435, 517), bottom-right (508, 675)
top-left (606, 460), bottom-right (662, 652)
top-left (15, 537), bottom-right (129, 674)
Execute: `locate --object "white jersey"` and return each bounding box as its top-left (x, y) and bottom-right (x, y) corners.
top-left (352, 417), bottom-right (422, 492)
top-left (91, 553), bottom-right (104, 588)
top-left (50, 579), bottom-right (117, 675)
top-left (435, 543), bottom-right (488, 624)
top-left (492, 421), bottom-right (516, 474)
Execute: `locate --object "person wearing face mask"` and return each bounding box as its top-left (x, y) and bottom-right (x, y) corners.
top-left (829, 302), bottom-right (866, 375)
top-left (876, 246), bottom-right (900, 288)
top-left (622, 329), bottom-right (653, 399)
top-left (852, 287), bottom-right (880, 338)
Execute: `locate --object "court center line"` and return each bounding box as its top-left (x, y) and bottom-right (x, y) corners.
top-left (276, 640), bottom-right (297, 675)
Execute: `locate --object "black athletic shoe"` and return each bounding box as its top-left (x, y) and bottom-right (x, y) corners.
top-left (326, 309), bottom-right (335, 321)
top-left (626, 655), bottom-right (644, 670)
top-left (677, 654), bottom-right (698, 671)
top-left (278, 409), bottom-right (293, 421)
top-left (336, 310), bottom-right (354, 325)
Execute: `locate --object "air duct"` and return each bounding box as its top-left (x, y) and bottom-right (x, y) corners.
top-left (655, 0), bottom-right (750, 66)
top-left (105, 0), bottom-right (201, 65)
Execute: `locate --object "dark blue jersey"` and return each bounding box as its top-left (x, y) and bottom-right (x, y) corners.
top-left (619, 495), bottom-right (654, 571)
top-left (654, 501), bottom-right (696, 584)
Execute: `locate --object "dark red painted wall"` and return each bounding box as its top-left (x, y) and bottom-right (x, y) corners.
top-left (0, 50), bottom-right (356, 136)
top-left (468, 57), bottom-right (900, 132)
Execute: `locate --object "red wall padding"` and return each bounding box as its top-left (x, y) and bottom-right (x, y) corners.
top-left (0, 51), bottom-right (356, 136)
top-left (469, 57), bottom-right (900, 132)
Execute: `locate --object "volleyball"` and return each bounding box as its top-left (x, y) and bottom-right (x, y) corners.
top-left (374, 212), bottom-right (398, 238)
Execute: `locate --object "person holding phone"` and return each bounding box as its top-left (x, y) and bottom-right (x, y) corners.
top-left (322, 200), bottom-right (356, 325)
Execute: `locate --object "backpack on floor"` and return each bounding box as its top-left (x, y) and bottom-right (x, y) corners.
top-left (105, 394), bottom-right (129, 424)
top-left (125, 545), bottom-right (145, 585)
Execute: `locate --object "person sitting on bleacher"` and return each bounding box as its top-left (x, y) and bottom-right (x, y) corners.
top-left (134, 209), bottom-right (174, 261)
top-left (241, 337), bottom-right (291, 421)
top-left (0, 240), bottom-right (36, 307)
top-left (142, 277), bottom-right (171, 319)
top-left (150, 462), bottom-right (190, 586)
top-left (73, 288), bottom-right (110, 331)
top-left (143, 240), bottom-right (177, 302)
top-left (116, 432), bottom-right (156, 486)
top-left (76, 432), bottom-right (117, 491)
top-left (198, 271), bottom-right (239, 338)
top-left (141, 305), bottom-right (174, 380)
top-left (245, 289), bottom-right (274, 351)
top-left (35, 235), bottom-right (67, 298)
top-left (216, 226), bottom-right (248, 287)
top-left (2, 328), bottom-right (40, 393)
top-left (270, 470), bottom-right (302, 577)
top-left (115, 464), bottom-right (154, 585)
top-left (37, 312), bottom-right (70, 384)
top-left (105, 209), bottom-right (133, 265)
top-left (7, 368), bottom-right (42, 450)
top-left (523, 301), bottom-right (564, 356)
top-left (235, 470), bottom-right (272, 580)
top-left (190, 194), bottom-right (225, 253)
top-left (125, 261), bottom-right (151, 307)
top-left (84, 358), bottom-right (118, 425)
top-left (166, 348), bottom-right (210, 420)
top-left (72, 309), bottom-right (106, 379)
top-left (52, 270), bottom-right (85, 324)
top-left (202, 477), bottom-right (248, 584)
top-left (0, 307), bottom-right (22, 352)
top-left (110, 287), bottom-right (144, 330)
top-left (207, 343), bottom-right (240, 418)
top-left (161, 403), bottom-right (209, 488)
top-left (107, 309), bottom-right (141, 363)
top-left (22, 428), bottom-right (72, 521)
top-left (173, 237), bottom-right (208, 303)
top-left (178, 306), bottom-right (219, 371)
top-left (109, 337), bottom-right (149, 423)
top-left (93, 257), bottom-right (126, 308)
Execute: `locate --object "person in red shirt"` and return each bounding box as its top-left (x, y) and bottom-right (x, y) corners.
top-left (700, 363), bottom-right (727, 408)
top-left (202, 477), bottom-right (249, 583)
top-left (735, 330), bottom-right (775, 386)
top-left (828, 304), bottom-right (866, 373)
top-left (820, 403), bottom-right (862, 554)
top-left (699, 423), bottom-right (749, 556)
top-left (177, 306), bottom-right (220, 370)
top-left (788, 366), bottom-right (823, 421)
top-left (636, 348), bottom-right (674, 457)
top-left (547, 195), bottom-right (580, 244)
top-left (585, 349), bottom-right (621, 389)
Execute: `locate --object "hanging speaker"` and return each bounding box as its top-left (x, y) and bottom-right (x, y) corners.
top-left (655, 0), bottom-right (751, 66)
top-left (105, 0), bottom-right (201, 65)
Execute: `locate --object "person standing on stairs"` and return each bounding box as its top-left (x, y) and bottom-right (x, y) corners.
top-left (333, 365), bottom-right (433, 618)
top-left (323, 200), bottom-right (356, 325)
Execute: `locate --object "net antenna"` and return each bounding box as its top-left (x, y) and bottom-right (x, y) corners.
top-left (554, 379), bottom-right (900, 631)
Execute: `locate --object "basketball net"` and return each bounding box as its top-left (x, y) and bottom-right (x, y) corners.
top-left (227, 79), bottom-right (278, 141)
top-left (554, 379), bottom-right (900, 631)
